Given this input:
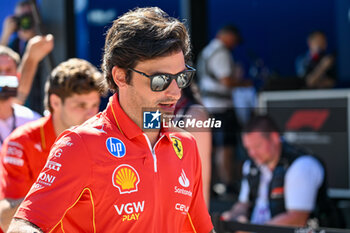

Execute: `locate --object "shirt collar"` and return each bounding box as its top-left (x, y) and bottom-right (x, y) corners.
top-left (106, 94), bottom-right (143, 139)
top-left (42, 115), bottom-right (57, 151)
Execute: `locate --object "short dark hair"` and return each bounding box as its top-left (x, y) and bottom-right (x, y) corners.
top-left (243, 114), bottom-right (280, 137)
top-left (102, 7), bottom-right (191, 92)
top-left (45, 58), bottom-right (107, 113)
top-left (16, 0), bottom-right (31, 8)
top-left (218, 24), bottom-right (242, 43)
top-left (308, 30), bottom-right (326, 41)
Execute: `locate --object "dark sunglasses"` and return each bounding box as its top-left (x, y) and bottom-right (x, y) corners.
top-left (128, 65), bottom-right (195, 92)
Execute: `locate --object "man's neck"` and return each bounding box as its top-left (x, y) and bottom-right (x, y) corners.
top-left (52, 113), bottom-right (66, 137)
top-left (0, 99), bottom-right (14, 121)
top-left (118, 95), bottom-right (161, 147)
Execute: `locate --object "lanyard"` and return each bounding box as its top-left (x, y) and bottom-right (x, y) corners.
top-left (0, 108), bottom-right (16, 146)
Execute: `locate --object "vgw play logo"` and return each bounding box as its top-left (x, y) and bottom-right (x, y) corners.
top-left (143, 110), bottom-right (161, 129)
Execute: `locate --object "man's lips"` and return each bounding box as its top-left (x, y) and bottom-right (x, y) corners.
top-left (158, 102), bottom-right (176, 111)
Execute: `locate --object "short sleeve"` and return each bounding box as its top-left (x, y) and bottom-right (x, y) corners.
top-left (15, 132), bottom-right (92, 232)
top-left (208, 49), bottom-right (233, 79)
top-left (0, 137), bottom-right (33, 199)
top-left (182, 142), bottom-right (213, 233)
top-left (238, 160), bottom-right (251, 203)
top-left (285, 156), bottom-right (324, 211)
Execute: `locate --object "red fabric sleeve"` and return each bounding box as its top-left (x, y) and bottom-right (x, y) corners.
top-left (14, 132), bottom-right (92, 232)
top-left (0, 136), bottom-right (34, 199)
top-left (182, 141), bottom-right (213, 233)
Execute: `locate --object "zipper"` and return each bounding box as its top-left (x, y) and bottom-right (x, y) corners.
top-left (143, 134), bottom-right (165, 173)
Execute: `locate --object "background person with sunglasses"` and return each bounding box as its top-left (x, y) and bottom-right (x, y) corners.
top-left (8, 7), bottom-right (215, 233)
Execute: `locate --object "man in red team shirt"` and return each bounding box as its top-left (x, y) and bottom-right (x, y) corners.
top-left (0, 58), bottom-right (105, 232)
top-left (7, 7), bottom-right (215, 233)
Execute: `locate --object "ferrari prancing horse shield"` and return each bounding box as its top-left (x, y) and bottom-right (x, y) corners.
top-left (171, 137), bottom-right (183, 159)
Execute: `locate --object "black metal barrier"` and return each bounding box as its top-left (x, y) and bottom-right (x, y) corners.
top-left (212, 215), bottom-right (350, 233)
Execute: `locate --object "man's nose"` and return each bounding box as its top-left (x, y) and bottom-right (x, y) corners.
top-left (164, 79), bottom-right (181, 100)
top-left (85, 107), bottom-right (98, 119)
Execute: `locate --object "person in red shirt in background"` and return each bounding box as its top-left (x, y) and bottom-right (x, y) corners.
top-left (0, 58), bottom-right (106, 232)
top-left (7, 7), bottom-right (215, 233)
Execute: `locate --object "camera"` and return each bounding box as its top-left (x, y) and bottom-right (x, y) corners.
top-left (0, 76), bottom-right (18, 99)
top-left (13, 13), bottom-right (34, 30)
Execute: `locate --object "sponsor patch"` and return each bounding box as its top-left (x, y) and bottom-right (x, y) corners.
top-left (175, 203), bottom-right (189, 215)
top-left (45, 161), bottom-right (62, 172)
top-left (106, 137), bottom-right (126, 158)
top-left (53, 148), bottom-right (63, 158)
top-left (178, 169), bottom-right (189, 187)
top-left (37, 172), bottom-right (56, 187)
top-left (174, 186), bottom-right (192, 197)
top-left (114, 201), bottom-right (145, 221)
top-left (171, 136), bottom-right (183, 159)
top-left (112, 164), bottom-right (140, 194)
top-left (175, 169), bottom-right (192, 197)
top-left (55, 137), bottom-right (74, 147)
top-left (271, 187), bottom-right (284, 199)
top-left (3, 156), bottom-right (24, 166)
top-left (7, 141), bottom-right (23, 149)
top-left (32, 183), bottom-right (44, 190)
top-left (6, 146), bottom-right (23, 157)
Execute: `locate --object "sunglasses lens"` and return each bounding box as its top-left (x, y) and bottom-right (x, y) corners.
top-left (150, 70), bottom-right (194, 91)
top-left (176, 72), bottom-right (191, 88)
top-left (151, 75), bottom-right (168, 91)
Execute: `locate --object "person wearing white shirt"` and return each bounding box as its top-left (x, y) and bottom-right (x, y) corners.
top-left (197, 25), bottom-right (250, 194)
top-left (221, 115), bottom-right (326, 227)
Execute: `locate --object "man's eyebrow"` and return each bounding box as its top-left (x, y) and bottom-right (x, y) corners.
top-left (149, 67), bottom-right (187, 76)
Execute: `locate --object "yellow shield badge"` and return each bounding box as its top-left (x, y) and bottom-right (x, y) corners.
top-left (171, 137), bottom-right (183, 159)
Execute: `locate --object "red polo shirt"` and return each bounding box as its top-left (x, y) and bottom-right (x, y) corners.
top-left (0, 115), bottom-right (56, 199)
top-left (15, 94), bottom-right (213, 233)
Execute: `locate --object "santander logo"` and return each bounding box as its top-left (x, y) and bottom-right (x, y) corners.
top-left (178, 169), bottom-right (190, 188)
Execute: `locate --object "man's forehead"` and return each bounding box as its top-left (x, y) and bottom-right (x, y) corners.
top-left (134, 50), bottom-right (185, 73)
top-left (0, 55), bottom-right (17, 76)
top-left (65, 91), bottom-right (100, 101)
top-left (0, 55), bottom-right (17, 65)
top-left (244, 132), bottom-right (264, 138)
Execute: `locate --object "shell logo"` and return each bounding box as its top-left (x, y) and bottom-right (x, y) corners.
top-left (112, 164), bottom-right (140, 194)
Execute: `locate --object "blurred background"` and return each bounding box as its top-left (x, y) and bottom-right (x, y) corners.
top-left (2, 0), bottom-right (349, 85)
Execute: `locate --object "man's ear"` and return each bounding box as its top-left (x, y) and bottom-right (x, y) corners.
top-left (50, 94), bottom-right (62, 112)
top-left (270, 131), bottom-right (280, 144)
top-left (112, 66), bottom-right (127, 89)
